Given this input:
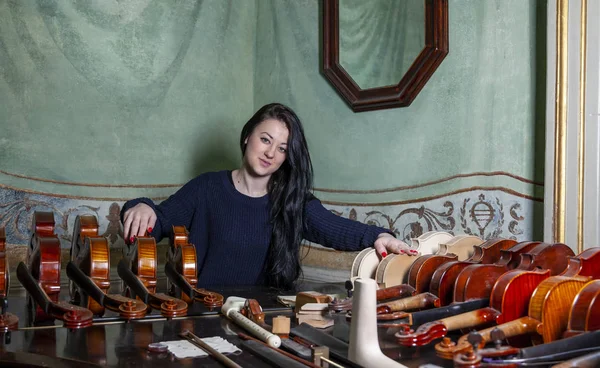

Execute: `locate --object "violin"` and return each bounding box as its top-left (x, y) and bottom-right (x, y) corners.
top-left (166, 226), bottom-right (198, 303)
top-left (69, 215), bottom-right (110, 316)
top-left (122, 234), bottom-right (157, 296)
top-left (27, 211), bottom-right (61, 322)
top-left (564, 278), bottom-right (600, 337)
top-left (0, 227), bottom-right (19, 332)
top-left (420, 248), bottom-right (600, 353)
top-left (435, 275), bottom-right (591, 358)
top-left (373, 231), bottom-right (453, 289)
top-left (428, 238), bottom-right (517, 306)
top-left (453, 242), bottom-right (574, 303)
top-left (17, 262), bottom-right (93, 328)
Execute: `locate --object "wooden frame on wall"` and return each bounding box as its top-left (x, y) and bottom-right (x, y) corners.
top-left (322, 0), bottom-right (449, 112)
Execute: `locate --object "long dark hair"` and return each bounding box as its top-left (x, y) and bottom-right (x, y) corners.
top-left (240, 103), bottom-right (313, 289)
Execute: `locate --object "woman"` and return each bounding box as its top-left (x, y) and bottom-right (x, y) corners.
top-left (121, 103), bottom-right (414, 288)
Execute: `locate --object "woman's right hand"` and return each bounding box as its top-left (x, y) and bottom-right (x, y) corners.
top-left (122, 203), bottom-right (157, 243)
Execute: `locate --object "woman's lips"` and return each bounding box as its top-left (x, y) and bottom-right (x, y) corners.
top-left (259, 158), bottom-right (271, 167)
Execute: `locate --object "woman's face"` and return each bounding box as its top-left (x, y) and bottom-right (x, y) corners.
top-left (243, 118), bottom-right (289, 178)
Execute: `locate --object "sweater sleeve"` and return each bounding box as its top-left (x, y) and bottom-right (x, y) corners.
top-left (120, 175), bottom-right (204, 241)
top-left (302, 197), bottom-right (395, 251)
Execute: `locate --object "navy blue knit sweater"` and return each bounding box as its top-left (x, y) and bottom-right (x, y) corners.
top-left (121, 170), bottom-right (391, 286)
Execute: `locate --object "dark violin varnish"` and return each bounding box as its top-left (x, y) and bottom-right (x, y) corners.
top-left (407, 253), bottom-right (458, 293)
top-left (429, 238), bottom-right (517, 306)
top-left (564, 279), bottom-right (600, 337)
top-left (560, 247), bottom-right (600, 278)
top-left (27, 211), bottom-right (61, 322)
top-left (454, 242), bottom-right (574, 303)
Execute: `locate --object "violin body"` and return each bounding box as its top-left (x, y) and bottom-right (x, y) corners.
top-left (437, 235), bottom-right (483, 261)
top-left (565, 279), bottom-right (600, 336)
top-left (0, 227), bottom-right (8, 299)
top-left (407, 253), bottom-right (458, 293)
top-left (27, 212), bottom-right (61, 322)
top-left (409, 231), bottom-right (453, 255)
top-left (560, 247), bottom-right (600, 278)
top-left (167, 226), bottom-right (197, 303)
top-left (454, 242), bottom-right (574, 303)
top-left (70, 215), bottom-right (110, 316)
top-left (375, 253), bottom-right (417, 288)
top-left (429, 239), bottom-right (517, 306)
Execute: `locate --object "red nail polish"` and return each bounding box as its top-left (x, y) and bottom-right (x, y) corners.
top-left (382, 252), bottom-right (388, 258)
top-left (410, 249), bottom-right (418, 254)
top-left (130, 236), bottom-right (134, 243)
top-left (148, 227), bottom-right (153, 233)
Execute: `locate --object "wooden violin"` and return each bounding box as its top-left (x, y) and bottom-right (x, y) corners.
top-left (166, 225), bottom-right (198, 303)
top-left (564, 278), bottom-right (600, 337)
top-left (117, 259), bottom-right (187, 318)
top-left (408, 231), bottom-right (454, 255)
top-left (413, 246), bottom-right (599, 350)
top-left (122, 234), bottom-right (157, 297)
top-left (435, 275), bottom-right (591, 358)
top-left (27, 211), bottom-right (61, 322)
top-left (396, 268), bottom-right (551, 348)
top-left (373, 231), bottom-right (453, 288)
top-left (17, 262), bottom-right (93, 328)
top-left (164, 261), bottom-right (224, 310)
top-left (453, 242), bottom-right (574, 303)
top-left (406, 235), bottom-right (483, 294)
top-left (66, 261), bottom-right (147, 319)
top-left (428, 238), bottom-right (517, 306)
top-left (451, 329), bottom-right (600, 367)
top-left (69, 215), bottom-right (111, 316)
top-left (0, 227), bottom-right (18, 333)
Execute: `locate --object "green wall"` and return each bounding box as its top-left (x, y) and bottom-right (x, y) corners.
top-left (1, 0), bottom-right (545, 238)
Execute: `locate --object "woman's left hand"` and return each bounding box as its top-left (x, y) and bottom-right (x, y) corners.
top-left (374, 233), bottom-right (418, 258)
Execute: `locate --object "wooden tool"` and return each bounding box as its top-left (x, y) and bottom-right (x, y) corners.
top-left (328, 283), bottom-right (416, 313)
top-left (0, 227), bottom-right (18, 333)
top-left (17, 262), bottom-right (93, 328)
top-left (180, 330), bottom-right (243, 368)
top-left (69, 215), bottom-right (111, 316)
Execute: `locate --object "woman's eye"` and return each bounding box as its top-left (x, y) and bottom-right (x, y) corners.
top-left (260, 137), bottom-right (269, 143)
top-left (279, 147), bottom-right (287, 153)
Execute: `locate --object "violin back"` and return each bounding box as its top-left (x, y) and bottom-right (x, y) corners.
top-left (351, 248), bottom-right (380, 280)
top-left (560, 247), bottom-right (600, 278)
top-left (528, 275), bottom-right (590, 344)
top-left (565, 279), bottom-right (600, 336)
top-left (0, 228), bottom-right (7, 298)
top-left (429, 238), bottom-right (517, 305)
top-left (453, 242), bottom-right (547, 303)
top-left (407, 253), bottom-right (458, 293)
top-left (490, 269), bottom-right (550, 325)
top-left (409, 231), bottom-right (453, 255)
top-left (375, 254), bottom-right (417, 288)
top-left (437, 235), bottom-right (483, 261)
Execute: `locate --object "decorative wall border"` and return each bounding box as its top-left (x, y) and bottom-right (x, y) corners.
top-left (0, 186), bottom-right (539, 251)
